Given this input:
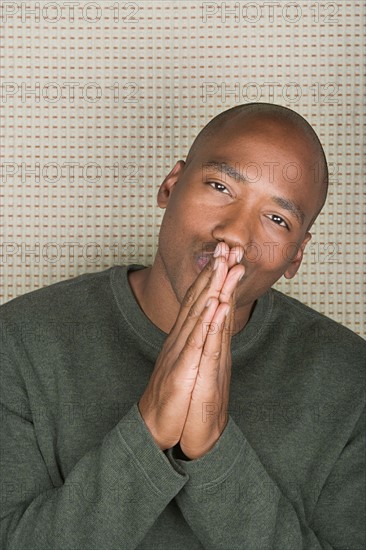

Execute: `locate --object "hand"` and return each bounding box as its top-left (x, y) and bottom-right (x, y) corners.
top-left (179, 261), bottom-right (239, 459)
top-left (138, 243), bottom-right (244, 452)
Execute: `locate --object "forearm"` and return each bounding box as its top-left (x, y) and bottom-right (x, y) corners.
top-left (167, 415), bottom-right (365, 550)
top-left (2, 404), bottom-right (187, 550)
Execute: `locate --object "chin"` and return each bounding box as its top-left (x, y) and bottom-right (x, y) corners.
top-left (168, 273), bottom-right (192, 306)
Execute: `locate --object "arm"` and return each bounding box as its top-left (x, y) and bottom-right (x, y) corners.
top-left (0, 361), bottom-right (187, 550)
top-left (1, 242), bottom-right (241, 550)
top-left (158, 241), bottom-right (365, 548)
top-left (167, 406), bottom-right (365, 550)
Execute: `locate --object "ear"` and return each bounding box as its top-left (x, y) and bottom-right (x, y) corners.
top-left (284, 232), bottom-right (312, 280)
top-left (157, 160), bottom-right (186, 208)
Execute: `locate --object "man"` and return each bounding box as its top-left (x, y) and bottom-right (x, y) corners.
top-left (1, 103), bottom-right (365, 549)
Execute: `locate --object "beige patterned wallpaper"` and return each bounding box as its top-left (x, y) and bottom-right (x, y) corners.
top-left (0, 1), bottom-right (364, 337)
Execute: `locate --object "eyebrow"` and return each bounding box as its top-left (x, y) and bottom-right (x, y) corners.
top-left (202, 160), bottom-right (305, 226)
top-left (270, 196), bottom-right (305, 226)
top-left (203, 160), bottom-right (248, 185)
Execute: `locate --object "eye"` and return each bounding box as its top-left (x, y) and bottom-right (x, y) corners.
top-left (208, 182), bottom-right (231, 195)
top-left (268, 214), bottom-right (289, 229)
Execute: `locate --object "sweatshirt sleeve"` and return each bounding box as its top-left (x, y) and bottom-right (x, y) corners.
top-left (166, 410), bottom-right (366, 550)
top-left (1, 376), bottom-right (187, 550)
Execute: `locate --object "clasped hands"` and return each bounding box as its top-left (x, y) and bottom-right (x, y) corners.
top-left (138, 243), bottom-right (245, 459)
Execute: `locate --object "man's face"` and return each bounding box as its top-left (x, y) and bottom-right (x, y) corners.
top-left (156, 119), bottom-right (321, 310)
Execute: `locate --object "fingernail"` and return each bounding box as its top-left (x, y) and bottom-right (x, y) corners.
top-left (205, 298), bottom-right (212, 308)
top-left (213, 257), bottom-right (220, 270)
top-left (237, 249), bottom-right (244, 263)
top-left (238, 269), bottom-right (245, 281)
top-left (224, 304), bottom-right (231, 318)
top-left (213, 243), bottom-right (221, 257)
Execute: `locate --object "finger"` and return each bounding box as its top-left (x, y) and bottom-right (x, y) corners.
top-left (218, 264), bottom-right (245, 303)
top-left (173, 297), bottom-right (219, 380)
top-left (218, 298), bottom-right (234, 389)
top-left (221, 295), bottom-right (234, 355)
top-left (176, 246), bottom-right (242, 354)
top-left (194, 302), bottom-right (230, 390)
top-left (227, 245), bottom-right (244, 269)
top-left (210, 300), bottom-right (233, 430)
top-left (180, 302), bottom-right (230, 457)
top-left (179, 243), bottom-right (245, 344)
top-left (176, 257), bottom-right (227, 339)
top-left (168, 242), bottom-right (227, 338)
top-left (169, 254), bottom-right (230, 354)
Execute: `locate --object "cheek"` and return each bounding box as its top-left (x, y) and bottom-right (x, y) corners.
top-left (166, 192), bottom-right (197, 223)
top-left (244, 241), bottom-right (290, 268)
top-left (235, 254), bottom-right (287, 305)
top-left (172, 201), bottom-right (213, 237)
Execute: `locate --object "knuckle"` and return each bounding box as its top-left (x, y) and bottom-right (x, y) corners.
top-left (204, 260), bottom-right (214, 275)
top-left (219, 288), bottom-right (228, 299)
top-left (157, 343), bottom-right (173, 366)
top-left (205, 321), bottom-right (219, 335)
top-left (183, 285), bottom-right (196, 307)
top-left (185, 332), bottom-right (201, 350)
top-left (204, 277), bottom-right (221, 297)
top-left (187, 303), bottom-right (200, 320)
top-left (168, 372), bottom-right (180, 390)
top-left (202, 348), bottom-right (221, 361)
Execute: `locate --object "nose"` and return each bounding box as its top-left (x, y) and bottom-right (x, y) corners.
top-left (212, 207), bottom-right (253, 251)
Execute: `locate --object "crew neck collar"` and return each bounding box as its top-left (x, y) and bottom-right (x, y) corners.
top-left (110, 264), bottom-right (274, 354)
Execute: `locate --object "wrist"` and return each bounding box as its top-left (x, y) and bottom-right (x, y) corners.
top-left (172, 442), bottom-right (192, 461)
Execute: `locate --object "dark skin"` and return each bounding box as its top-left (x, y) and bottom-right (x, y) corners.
top-left (130, 114), bottom-right (325, 459)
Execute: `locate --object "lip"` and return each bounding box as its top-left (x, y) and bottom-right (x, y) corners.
top-left (193, 252), bottom-right (214, 273)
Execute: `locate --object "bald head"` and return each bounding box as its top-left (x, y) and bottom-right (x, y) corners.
top-left (185, 103), bottom-right (328, 230)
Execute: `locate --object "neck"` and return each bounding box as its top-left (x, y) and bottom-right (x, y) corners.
top-left (128, 261), bottom-right (255, 335)
top-left (128, 263), bottom-right (178, 334)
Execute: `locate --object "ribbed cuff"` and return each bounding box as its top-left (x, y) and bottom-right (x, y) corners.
top-left (165, 416), bottom-right (246, 487)
top-left (116, 403), bottom-right (188, 496)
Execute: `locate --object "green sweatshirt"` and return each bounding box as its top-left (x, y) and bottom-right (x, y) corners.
top-left (0, 265), bottom-right (365, 550)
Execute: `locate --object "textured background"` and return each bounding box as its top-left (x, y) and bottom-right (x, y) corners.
top-left (0, 0), bottom-right (364, 337)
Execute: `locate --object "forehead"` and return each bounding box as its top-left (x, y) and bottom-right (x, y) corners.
top-left (189, 118), bottom-right (321, 224)
top-left (196, 127), bottom-right (313, 185)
